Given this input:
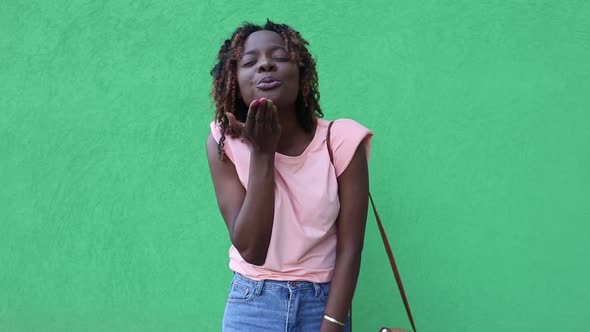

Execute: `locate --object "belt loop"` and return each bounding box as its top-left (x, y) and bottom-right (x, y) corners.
top-left (312, 282), bottom-right (321, 297)
top-left (254, 279), bottom-right (264, 296)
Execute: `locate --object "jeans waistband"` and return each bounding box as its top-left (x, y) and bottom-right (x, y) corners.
top-left (232, 272), bottom-right (327, 296)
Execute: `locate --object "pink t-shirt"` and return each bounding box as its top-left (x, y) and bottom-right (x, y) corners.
top-left (210, 118), bottom-right (373, 283)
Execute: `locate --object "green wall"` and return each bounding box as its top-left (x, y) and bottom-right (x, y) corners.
top-left (2, 1), bottom-right (589, 331)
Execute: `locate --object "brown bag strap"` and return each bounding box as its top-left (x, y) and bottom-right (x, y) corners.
top-left (369, 193), bottom-right (417, 332)
top-left (327, 120), bottom-right (417, 332)
top-left (327, 120), bottom-right (336, 161)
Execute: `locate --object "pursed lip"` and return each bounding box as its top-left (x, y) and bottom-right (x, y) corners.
top-left (257, 76), bottom-right (281, 84)
top-left (256, 76), bottom-right (282, 90)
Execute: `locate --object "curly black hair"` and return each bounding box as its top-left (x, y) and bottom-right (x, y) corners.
top-left (210, 19), bottom-right (322, 159)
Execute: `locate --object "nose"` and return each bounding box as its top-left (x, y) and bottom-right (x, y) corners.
top-left (257, 57), bottom-right (276, 72)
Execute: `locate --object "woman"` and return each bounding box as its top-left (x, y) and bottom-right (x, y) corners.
top-left (206, 20), bottom-right (373, 332)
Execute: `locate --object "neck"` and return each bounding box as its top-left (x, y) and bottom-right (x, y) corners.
top-left (278, 104), bottom-right (299, 136)
top-left (276, 103), bottom-right (315, 156)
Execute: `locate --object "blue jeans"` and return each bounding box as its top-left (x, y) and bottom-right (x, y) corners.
top-left (222, 273), bottom-right (351, 332)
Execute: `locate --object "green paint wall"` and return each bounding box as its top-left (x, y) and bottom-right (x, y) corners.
top-left (2, 1), bottom-right (589, 331)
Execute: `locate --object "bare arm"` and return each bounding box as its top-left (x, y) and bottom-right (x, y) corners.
top-left (205, 99), bottom-right (281, 265)
top-left (320, 144), bottom-right (369, 332)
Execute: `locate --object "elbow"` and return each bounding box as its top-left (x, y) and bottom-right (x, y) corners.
top-left (242, 253), bottom-right (267, 266)
top-left (238, 248), bottom-right (268, 266)
top-left (231, 236), bottom-right (269, 266)
top-left (229, 220), bottom-right (272, 266)
top-left (338, 242), bottom-right (364, 263)
top-left (345, 249), bottom-right (363, 263)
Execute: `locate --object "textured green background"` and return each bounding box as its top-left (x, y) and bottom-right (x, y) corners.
top-left (2, 1), bottom-right (589, 331)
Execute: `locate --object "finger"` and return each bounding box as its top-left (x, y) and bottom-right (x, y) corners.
top-left (271, 104), bottom-right (280, 135)
top-left (226, 112), bottom-right (243, 136)
top-left (255, 98), bottom-right (267, 137)
top-left (265, 99), bottom-right (274, 134)
top-left (246, 99), bottom-right (259, 134)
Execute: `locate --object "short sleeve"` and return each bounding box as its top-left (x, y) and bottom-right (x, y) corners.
top-left (328, 118), bottom-right (373, 177)
top-left (209, 121), bottom-right (235, 163)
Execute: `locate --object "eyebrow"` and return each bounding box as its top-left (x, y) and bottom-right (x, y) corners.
top-left (241, 45), bottom-right (288, 58)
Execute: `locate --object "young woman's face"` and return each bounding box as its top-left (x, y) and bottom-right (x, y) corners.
top-left (237, 30), bottom-right (300, 108)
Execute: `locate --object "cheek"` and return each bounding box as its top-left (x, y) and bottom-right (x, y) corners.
top-left (237, 72), bottom-right (253, 100)
top-left (290, 69), bottom-right (300, 94)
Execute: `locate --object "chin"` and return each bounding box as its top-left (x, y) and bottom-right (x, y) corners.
top-left (255, 91), bottom-right (281, 102)
top-left (257, 90), bottom-right (297, 105)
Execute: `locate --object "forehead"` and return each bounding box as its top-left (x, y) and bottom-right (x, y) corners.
top-left (242, 30), bottom-right (286, 51)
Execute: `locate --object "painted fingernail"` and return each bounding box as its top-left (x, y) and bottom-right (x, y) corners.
top-left (252, 100), bottom-right (259, 106)
top-left (259, 98), bottom-right (267, 104)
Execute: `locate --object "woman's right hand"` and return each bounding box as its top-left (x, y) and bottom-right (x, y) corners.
top-left (226, 98), bottom-right (281, 154)
top-left (208, 99), bottom-right (279, 266)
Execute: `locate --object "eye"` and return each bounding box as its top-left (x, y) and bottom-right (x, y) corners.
top-left (274, 57), bottom-right (289, 62)
top-left (242, 60), bottom-right (256, 67)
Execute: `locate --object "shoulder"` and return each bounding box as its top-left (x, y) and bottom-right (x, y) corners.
top-left (209, 121), bottom-right (222, 143)
top-left (322, 118), bottom-right (373, 177)
top-left (327, 118), bottom-right (372, 136)
top-left (207, 120), bottom-right (238, 163)
top-left (207, 120), bottom-right (252, 164)
top-left (324, 118), bottom-right (373, 146)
